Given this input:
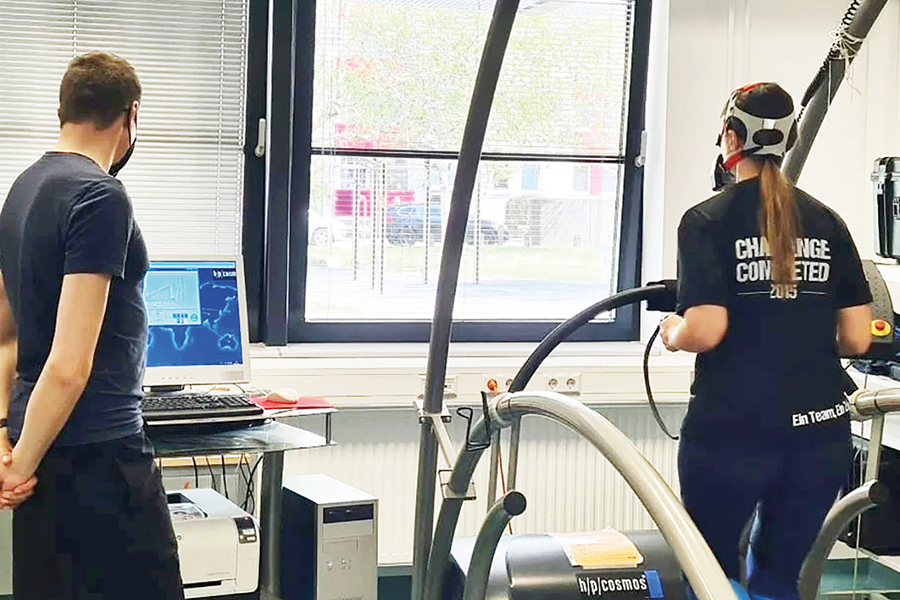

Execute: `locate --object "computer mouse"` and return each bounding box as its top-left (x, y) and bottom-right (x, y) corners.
top-left (266, 388), bottom-right (301, 404)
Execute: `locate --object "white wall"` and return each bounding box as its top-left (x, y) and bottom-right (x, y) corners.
top-left (650, 0), bottom-right (900, 284)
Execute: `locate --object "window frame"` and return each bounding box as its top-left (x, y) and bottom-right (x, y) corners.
top-left (249, 0), bottom-right (652, 344)
top-left (242, 0), bottom-right (269, 343)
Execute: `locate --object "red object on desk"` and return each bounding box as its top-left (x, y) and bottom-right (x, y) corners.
top-left (250, 396), bottom-right (333, 410)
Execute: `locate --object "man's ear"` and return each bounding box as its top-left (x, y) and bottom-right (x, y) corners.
top-left (128, 101), bottom-right (139, 129)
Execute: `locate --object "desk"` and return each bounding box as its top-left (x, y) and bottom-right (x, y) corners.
top-left (149, 413), bottom-right (334, 599)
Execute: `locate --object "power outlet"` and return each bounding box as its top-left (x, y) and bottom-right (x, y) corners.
top-left (482, 374), bottom-right (516, 394)
top-left (544, 372), bottom-right (581, 394)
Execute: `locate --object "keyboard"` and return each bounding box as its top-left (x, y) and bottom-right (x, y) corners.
top-left (141, 393), bottom-right (265, 423)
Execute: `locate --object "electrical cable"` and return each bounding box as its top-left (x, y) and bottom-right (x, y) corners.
top-left (236, 383), bottom-right (268, 397)
top-left (239, 454), bottom-right (251, 511)
top-left (799, 0), bottom-right (863, 115)
top-left (245, 455), bottom-right (264, 514)
top-left (496, 446), bottom-right (513, 535)
top-left (222, 456), bottom-right (229, 501)
top-left (205, 457), bottom-right (218, 492)
top-left (246, 455), bottom-right (254, 511)
top-left (643, 325), bottom-right (680, 441)
top-left (250, 459), bottom-right (259, 513)
top-left (247, 455), bottom-right (264, 481)
top-left (238, 455), bottom-right (250, 510)
top-left (247, 455), bottom-right (256, 513)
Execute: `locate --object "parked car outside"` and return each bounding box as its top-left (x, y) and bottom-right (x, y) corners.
top-left (309, 211), bottom-right (347, 246)
top-left (385, 203), bottom-right (508, 246)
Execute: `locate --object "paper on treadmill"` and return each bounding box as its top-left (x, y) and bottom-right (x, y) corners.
top-left (551, 529), bottom-right (644, 569)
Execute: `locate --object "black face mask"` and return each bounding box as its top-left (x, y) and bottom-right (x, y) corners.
top-left (109, 109), bottom-right (137, 177)
top-left (711, 153), bottom-right (735, 191)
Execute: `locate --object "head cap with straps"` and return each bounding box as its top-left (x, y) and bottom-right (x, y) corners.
top-left (711, 82), bottom-right (797, 190)
top-left (718, 82), bottom-right (796, 169)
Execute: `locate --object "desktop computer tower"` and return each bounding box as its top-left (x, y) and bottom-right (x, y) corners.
top-left (281, 474), bottom-right (378, 600)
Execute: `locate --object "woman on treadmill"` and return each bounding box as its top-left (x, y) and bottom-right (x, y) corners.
top-left (659, 82), bottom-right (873, 600)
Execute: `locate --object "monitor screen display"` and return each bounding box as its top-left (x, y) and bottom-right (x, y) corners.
top-left (143, 260), bottom-right (245, 370)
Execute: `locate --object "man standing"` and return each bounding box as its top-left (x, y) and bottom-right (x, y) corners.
top-left (0, 52), bottom-right (183, 599)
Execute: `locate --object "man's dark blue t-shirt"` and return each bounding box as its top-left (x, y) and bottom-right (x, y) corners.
top-left (0, 152), bottom-right (148, 446)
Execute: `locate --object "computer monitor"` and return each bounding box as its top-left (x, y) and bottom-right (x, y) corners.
top-left (141, 257), bottom-right (252, 389)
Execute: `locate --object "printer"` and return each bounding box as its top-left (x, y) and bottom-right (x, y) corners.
top-left (168, 488), bottom-right (260, 599)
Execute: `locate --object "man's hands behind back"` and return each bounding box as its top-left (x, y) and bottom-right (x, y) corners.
top-left (0, 430), bottom-right (37, 509)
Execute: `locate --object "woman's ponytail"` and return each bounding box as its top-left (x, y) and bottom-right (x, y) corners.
top-left (759, 157), bottom-right (798, 285)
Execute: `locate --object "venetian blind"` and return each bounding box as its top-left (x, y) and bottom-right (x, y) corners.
top-left (0, 0), bottom-right (248, 256)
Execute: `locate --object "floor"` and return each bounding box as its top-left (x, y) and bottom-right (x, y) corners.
top-left (0, 577), bottom-right (411, 600)
top-left (819, 557), bottom-right (900, 597)
top-left (9, 567), bottom-right (900, 599)
top-left (379, 575), bottom-right (412, 600)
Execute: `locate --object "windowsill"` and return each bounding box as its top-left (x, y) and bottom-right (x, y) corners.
top-left (250, 340), bottom-right (654, 359)
top-left (247, 342), bottom-right (696, 408)
top-left (249, 340), bottom-right (696, 371)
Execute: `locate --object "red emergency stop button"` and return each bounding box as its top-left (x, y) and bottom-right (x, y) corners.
top-left (872, 319), bottom-right (892, 337)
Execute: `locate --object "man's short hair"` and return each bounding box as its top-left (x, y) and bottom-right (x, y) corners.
top-left (58, 52), bottom-right (141, 130)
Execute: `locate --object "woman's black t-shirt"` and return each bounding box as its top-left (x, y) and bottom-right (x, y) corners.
top-left (676, 178), bottom-right (872, 446)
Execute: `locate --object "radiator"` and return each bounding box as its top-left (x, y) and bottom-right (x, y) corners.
top-left (283, 403), bottom-right (687, 566)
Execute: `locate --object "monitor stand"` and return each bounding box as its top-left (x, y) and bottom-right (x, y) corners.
top-left (145, 385), bottom-right (186, 395)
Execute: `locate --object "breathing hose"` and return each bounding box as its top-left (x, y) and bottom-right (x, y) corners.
top-left (506, 281), bottom-right (680, 440)
top-left (644, 325), bottom-right (680, 441)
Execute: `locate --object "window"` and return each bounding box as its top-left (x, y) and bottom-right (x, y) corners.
top-left (0, 0), bottom-right (248, 257)
top-left (290, 0), bottom-right (649, 342)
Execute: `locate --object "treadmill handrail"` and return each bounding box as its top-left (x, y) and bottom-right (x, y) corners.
top-left (797, 480), bottom-right (888, 600)
top-left (490, 392), bottom-right (738, 600)
top-left (463, 491), bottom-right (527, 600)
top-left (851, 387), bottom-right (900, 419)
